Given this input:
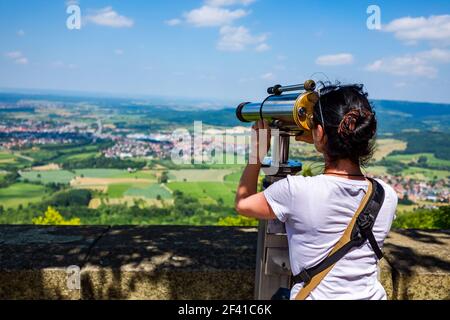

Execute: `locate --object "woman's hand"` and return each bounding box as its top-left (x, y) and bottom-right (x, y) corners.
top-left (235, 120), bottom-right (276, 221)
top-left (250, 120), bottom-right (271, 165)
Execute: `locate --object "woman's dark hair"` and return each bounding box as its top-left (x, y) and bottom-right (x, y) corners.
top-left (312, 82), bottom-right (377, 166)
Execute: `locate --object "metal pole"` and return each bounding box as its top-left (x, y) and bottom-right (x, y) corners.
top-left (254, 133), bottom-right (301, 300)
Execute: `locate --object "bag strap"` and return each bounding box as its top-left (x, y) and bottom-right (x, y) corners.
top-left (294, 178), bottom-right (385, 300)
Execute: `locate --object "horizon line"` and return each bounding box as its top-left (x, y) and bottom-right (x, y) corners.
top-left (1, 86), bottom-right (450, 107)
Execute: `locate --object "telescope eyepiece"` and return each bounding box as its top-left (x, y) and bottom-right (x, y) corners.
top-left (236, 102), bottom-right (251, 123)
top-left (304, 80), bottom-right (316, 92)
top-left (267, 84), bottom-right (282, 95)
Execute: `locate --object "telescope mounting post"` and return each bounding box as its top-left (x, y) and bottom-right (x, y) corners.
top-left (254, 130), bottom-right (302, 300)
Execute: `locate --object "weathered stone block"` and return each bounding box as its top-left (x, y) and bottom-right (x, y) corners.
top-left (81, 226), bottom-right (257, 300)
top-left (0, 225), bottom-right (108, 299)
top-left (383, 229), bottom-right (450, 300)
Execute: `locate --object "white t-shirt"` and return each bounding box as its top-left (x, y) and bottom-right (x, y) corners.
top-left (263, 174), bottom-right (397, 300)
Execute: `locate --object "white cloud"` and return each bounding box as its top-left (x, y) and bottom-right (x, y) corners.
top-left (217, 25), bottom-right (268, 52)
top-left (383, 15), bottom-right (450, 45)
top-left (417, 48), bottom-right (450, 63)
top-left (4, 51), bottom-right (28, 64)
top-left (52, 61), bottom-right (77, 69)
top-left (261, 72), bottom-right (275, 80)
top-left (255, 43), bottom-right (270, 52)
top-left (17, 30), bottom-right (25, 37)
top-left (15, 57), bottom-right (29, 65)
top-left (169, 1), bottom-right (269, 52)
top-left (184, 5), bottom-right (248, 27)
top-left (365, 49), bottom-right (450, 78)
top-left (315, 53), bottom-right (354, 66)
top-left (114, 49), bottom-right (124, 55)
top-left (5, 51), bottom-right (23, 59)
top-left (206, 0), bottom-right (256, 7)
top-left (165, 18), bottom-right (182, 26)
top-left (85, 7), bottom-right (134, 28)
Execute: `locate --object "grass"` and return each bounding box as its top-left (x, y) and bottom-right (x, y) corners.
top-left (364, 165), bottom-right (389, 176)
top-left (107, 183), bottom-right (133, 198)
top-left (373, 139), bottom-right (407, 161)
top-left (20, 170), bottom-right (76, 184)
top-left (168, 169), bottom-right (234, 182)
top-left (58, 152), bottom-right (100, 162)
top-left (0, 152), bottom-right (15, 160)
top-left (224, 171), bottom-right (242, 183)
top-left (167, 181), bottom-right (237, 206)
top-left (73, 169), bottom-right (155, 180)
top-left (402, 167), bottom-right (450, 181)
top-left (74, 169), bottom-right (132, 179)
top-left (0, 183), bottom-right (47, 208)
top-left (125, 184), bottom-right (172, 199)
top-left (0, 151), bottom-right (17, 164)
top-left (386, 153), bottom-right (450, 168)
top-left (107, 182), bottom-right (172, 200)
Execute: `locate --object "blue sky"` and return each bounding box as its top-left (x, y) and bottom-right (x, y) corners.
top-left (0, 0), bottom-right (449, 104)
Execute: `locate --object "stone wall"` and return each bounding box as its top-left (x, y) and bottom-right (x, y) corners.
top-left (0, 225), bottom-right (448, 300)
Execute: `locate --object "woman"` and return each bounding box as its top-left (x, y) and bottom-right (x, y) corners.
top-left (235, 83), bottom-right (397, 300)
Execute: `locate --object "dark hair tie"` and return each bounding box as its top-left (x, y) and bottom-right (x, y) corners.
top-left (338, 109), bottom-right (373, 138)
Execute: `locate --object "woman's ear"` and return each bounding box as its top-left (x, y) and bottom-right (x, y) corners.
top-left (313, 125), bottom-right (326, 152)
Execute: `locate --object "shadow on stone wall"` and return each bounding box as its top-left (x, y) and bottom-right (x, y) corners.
top-left (80, 226), bottom-right (257, 299)
top-left (1, 226), bottom-right (449, 300)
top-left (383, 229), bottom-right (450, 300)
top-left (0, 225), bottom-right (257, 300)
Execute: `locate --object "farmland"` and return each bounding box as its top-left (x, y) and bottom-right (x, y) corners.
top-left (0, 90), bottom-right (449, 227)
top-left (386, 153), bottom-right (450, 169)
top-left (0, 183), bottom-right (48, 208)
top-left (167, 181), bottom-right (236, 206)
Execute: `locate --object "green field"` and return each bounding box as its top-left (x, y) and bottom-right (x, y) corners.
top-left (107, 182), bottom-right (172, 199)
top-left (402, 167), bottom-right (450, 181)
top-left (74, 169), bottom-right (156, 180)
top-left (125, 184), bottom-right (172, 199)
top-left (224, 171), bottom-right (242, 183)
top-left (167, 181), bottom-right (236, 206)
top-left (58, 152), bottom-right (99, 162)
top-left (0, 154), bottom-right (32, 170)
top-left (0, 152), bottom-right (14, 161)
top-left (0, 183), bottom-right (47, 208)
top-left (20, 170), bottom-right (76, 184)
top-left (386, 153), bottom-right (450, 168)
top-left (107, 183), bottom-right (134, 198)
top-left (20, 143), bottom-right (106, 163)
top-left (168, 169), bottom-right (234, 182)
top-left (365, 166), bottom-right (389, 176)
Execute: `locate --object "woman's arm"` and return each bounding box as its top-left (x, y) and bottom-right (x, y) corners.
top-left (235, 120), bottom-right (276, 220)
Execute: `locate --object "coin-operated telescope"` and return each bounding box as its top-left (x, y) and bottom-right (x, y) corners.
top-left (236, 80), bottom-right (319, 300)
top-left (236, 80), bottom-right (318, 139)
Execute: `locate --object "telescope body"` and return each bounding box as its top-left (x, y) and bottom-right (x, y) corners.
top-left (236, 93), bottom-right (302, 132)
top-left (236, 80), bottom-right (318, 134)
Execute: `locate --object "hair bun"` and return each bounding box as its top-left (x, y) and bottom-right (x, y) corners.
top-left (338, 108), bottom-right (374, 139)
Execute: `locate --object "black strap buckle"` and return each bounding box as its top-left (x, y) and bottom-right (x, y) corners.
top-left (295, 269), bottom-right (311, 284)
top-left (357, 214), bottom-right (373, 231)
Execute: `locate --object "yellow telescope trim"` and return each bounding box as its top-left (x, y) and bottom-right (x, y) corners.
top-left (293, 91), bottom-right (319, 135)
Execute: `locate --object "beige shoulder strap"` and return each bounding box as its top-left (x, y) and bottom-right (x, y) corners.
top-left (294, 179), bottom-right (373, 300)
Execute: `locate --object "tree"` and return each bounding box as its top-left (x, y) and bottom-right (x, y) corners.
top-left (160, 171), bottom-right (169, 184)
top-left (418, 156), bottom-right (428, 165)
top-left (217, 215), bottom-right (258, 227)
top-left (32, 206), bottom-right (81, 225)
